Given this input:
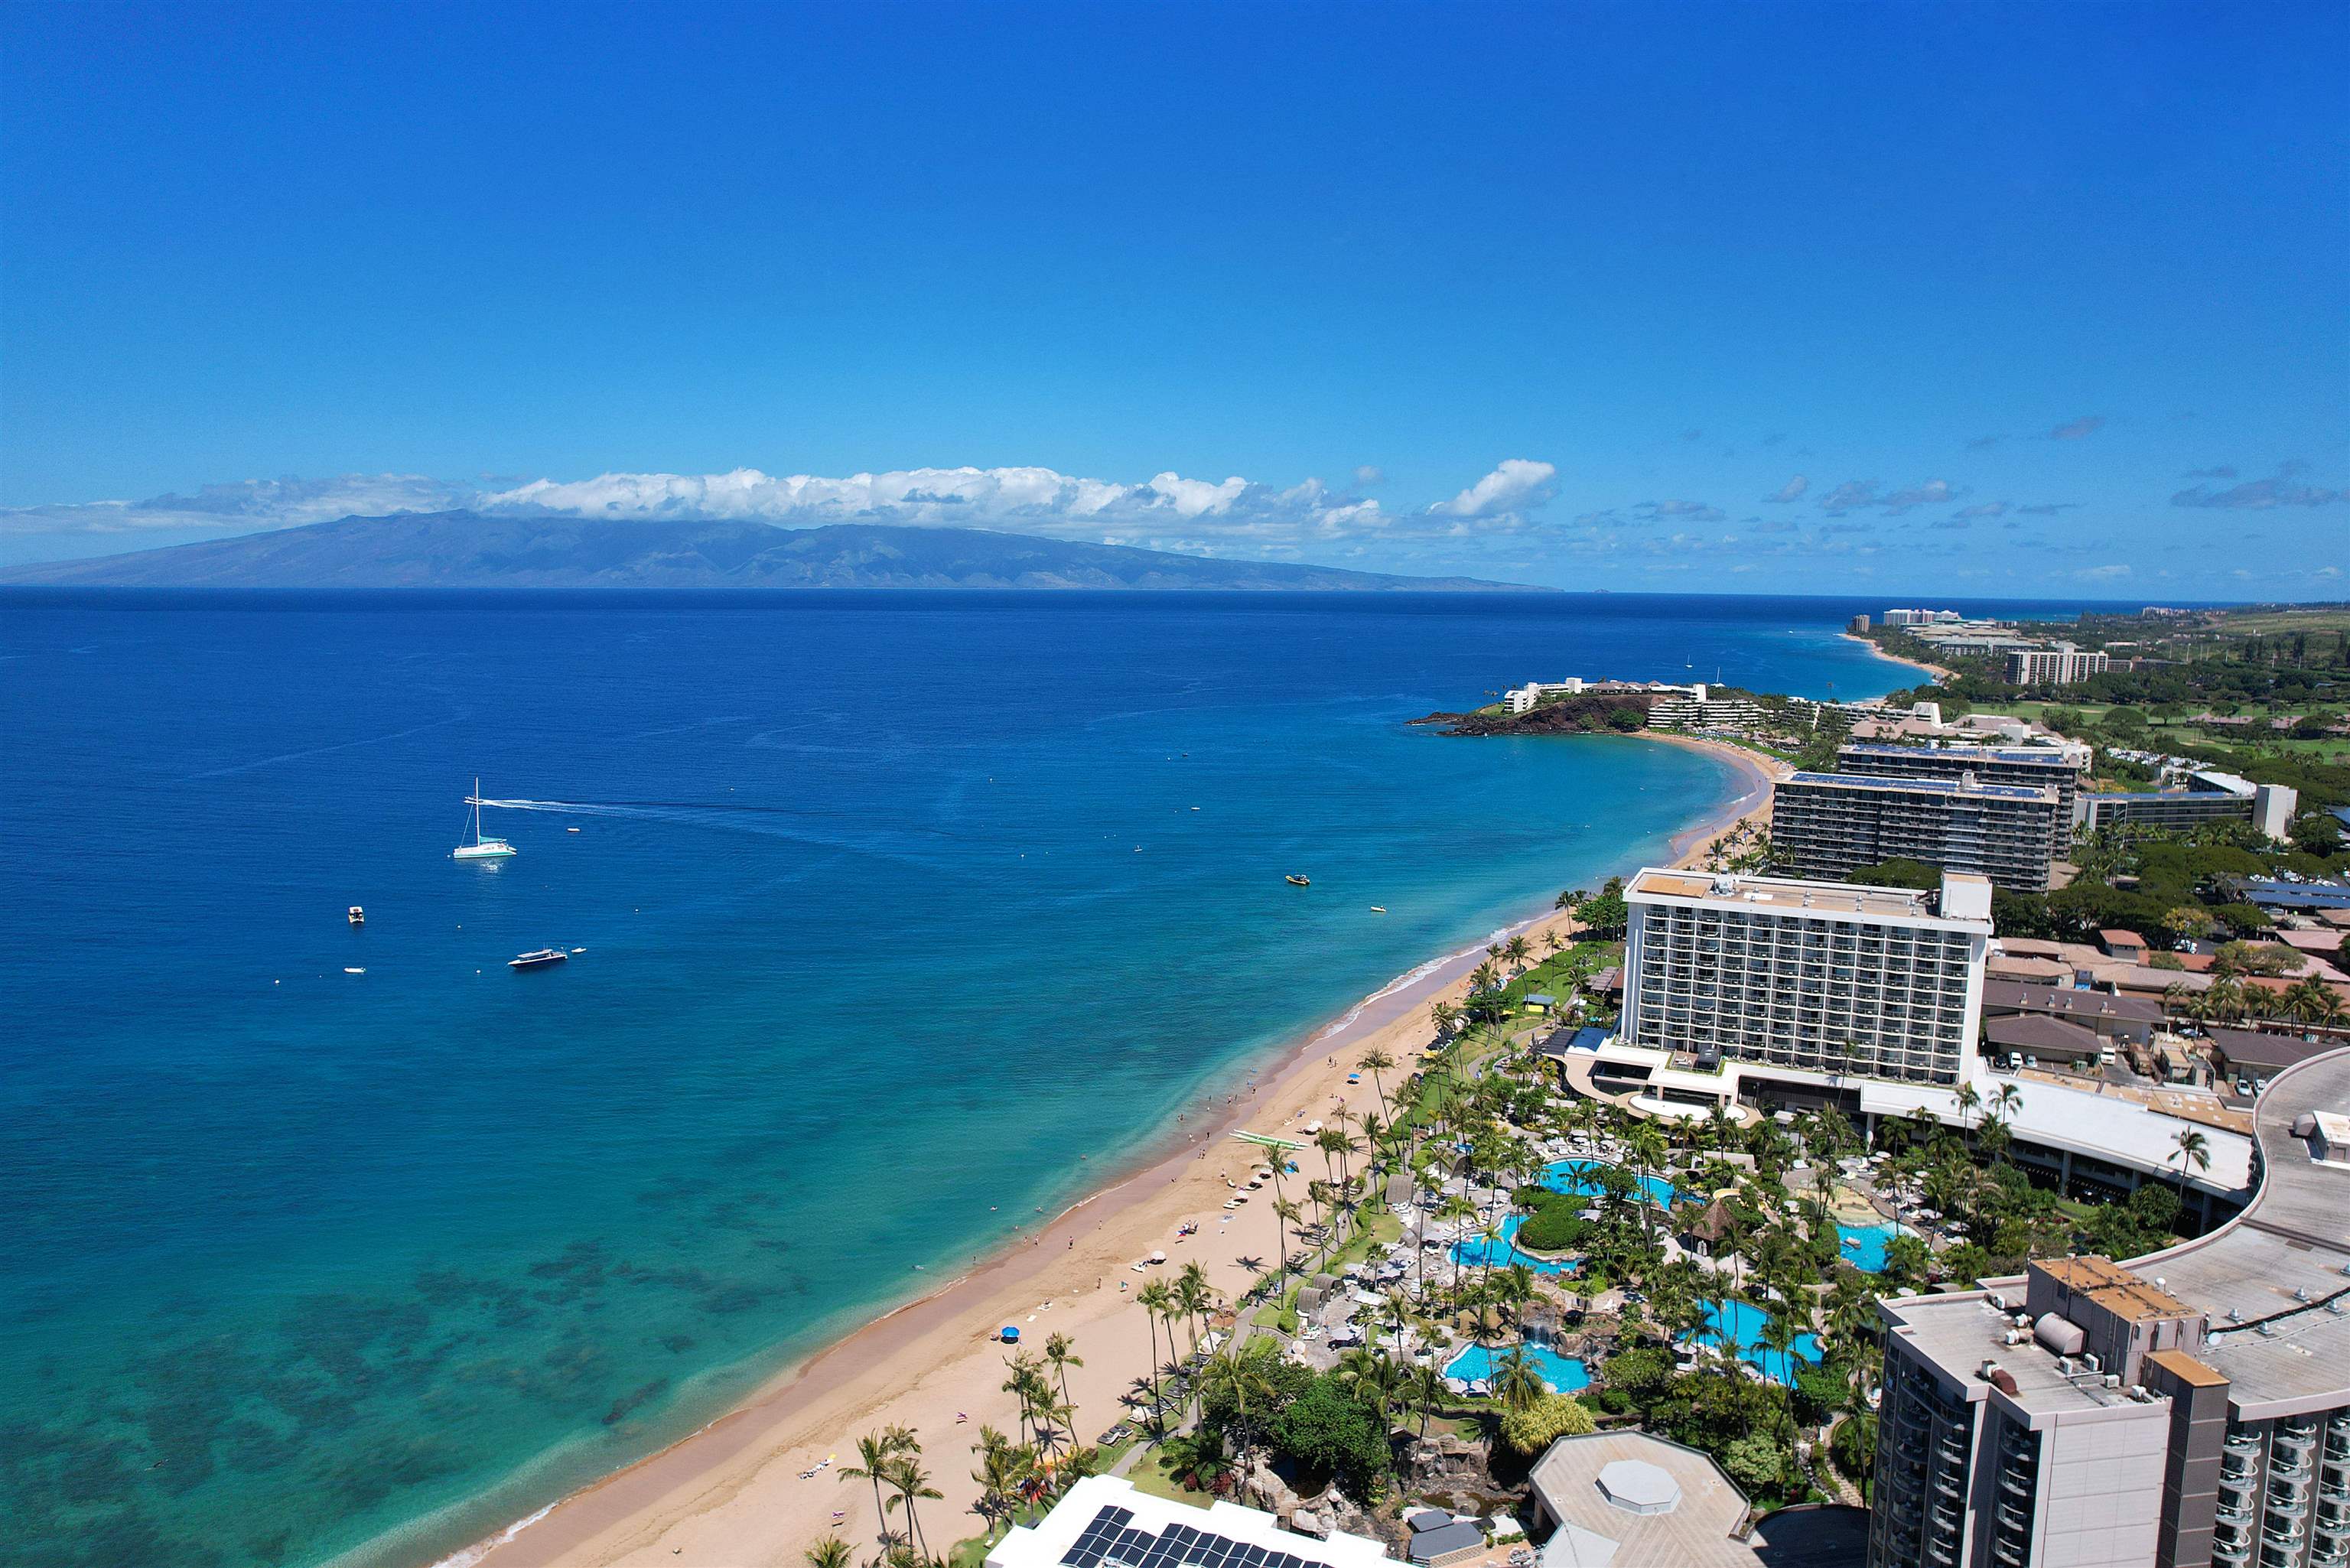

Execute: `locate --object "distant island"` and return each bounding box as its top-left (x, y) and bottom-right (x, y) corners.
top-left (0, 511), bottom-right (1541, 592)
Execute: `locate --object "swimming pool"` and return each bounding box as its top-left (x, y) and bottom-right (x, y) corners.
top-left (1542, 1158), bottom-right (1680, 1209)
top-left (1835, 1221), bottom-right (1912, 1274)
top-left (1450, 1214), bottom-right (1578, 1275)
top-left (1686, 1298), bottom-right (1824, 1384)
top-left (1444, 1342), bottom-right (1590, 1393)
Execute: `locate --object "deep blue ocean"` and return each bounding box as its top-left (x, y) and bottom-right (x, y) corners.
top-left (0, 591), bottom-right (2038, 1568)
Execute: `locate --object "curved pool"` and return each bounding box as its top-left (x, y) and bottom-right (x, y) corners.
top-left (1449, 1214), bottom-right (1577, 1275)
top-left (1444, 1342), bottom-right (1590, 1393)
top-left (1542, 1158), bottom-right (1680, 1209)
top-left (1834, 1220), bottom-right (1913, 1274)
top-left (1686, 1298), bottom-right (1823, 1385)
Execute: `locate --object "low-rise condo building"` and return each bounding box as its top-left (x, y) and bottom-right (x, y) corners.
top-left (1619, 867), bottom-right (1994, 1088)
top-left (1834, 740), bottom-right (2090, 852)
top-left (1867, 1046), bottom-right (2350, 1568)
top-left (2081, 779), bottom-right (2296, 841)
top-left (1769, 770), bottom-right (2062, 892)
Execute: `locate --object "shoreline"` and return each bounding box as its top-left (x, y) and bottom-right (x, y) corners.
top-left (1838, 629), bottom-right (1952, 685)
top-left (425, 738), bottom-right (1782, 1568)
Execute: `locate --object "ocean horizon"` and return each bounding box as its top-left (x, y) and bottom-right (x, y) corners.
top-left (0, 590), bottom-right (2090, 1568)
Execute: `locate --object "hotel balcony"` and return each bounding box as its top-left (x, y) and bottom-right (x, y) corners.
top-left (2263, 1520), bottom-right (2306, 1550)
top-left (2212, 1531), bottom-right (2253, 1564)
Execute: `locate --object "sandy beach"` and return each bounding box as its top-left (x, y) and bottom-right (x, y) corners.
top-left (1839, 630), bottom-right (1951, 686)
top-left (446, 739), bottom-right (1785, 1568)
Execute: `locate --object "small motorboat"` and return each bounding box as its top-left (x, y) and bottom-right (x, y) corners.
top-left (347, 906), bottom-right (366, 925)
top-left (1285, 874), bottom-right (1311, 887)
top-left (1369, 905), bottom-right (1386, 914)
top-left (509, 948), bottom-right (569, 971)
top-left (343, 967), bottom-right (365, 975)
top-left (566, 826), bottom-right (581, 833)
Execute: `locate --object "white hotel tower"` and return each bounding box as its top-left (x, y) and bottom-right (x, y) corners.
top-left (1618, 867), bottom-right (1994, 1090)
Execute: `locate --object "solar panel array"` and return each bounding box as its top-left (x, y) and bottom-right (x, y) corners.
top-left (1059, 1505), bottom-right (1322, 1568)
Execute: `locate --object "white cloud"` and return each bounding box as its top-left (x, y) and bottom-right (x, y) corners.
top-left (1762, 475), bottom-right (1808, 504)
top-left (6, 465), bottom-right (1398, 551)
top-left (2077, 564), bottom-right (2132, 580)
top-left (0, 474), bottom-right (470, 536)
top-left (1427, 459), bottom-right (1559, 522)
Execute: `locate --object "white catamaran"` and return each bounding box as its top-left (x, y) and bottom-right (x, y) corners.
top-left (453, 779), bottom-right (517, 860)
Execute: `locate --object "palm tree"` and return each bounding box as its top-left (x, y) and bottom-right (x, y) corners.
top-left (1044, 1332), bottom-right (1083, 1435)
top-left (841, 1429), bottom-right (916, 1551)
top-left (1001, 1352), bottom-right (1047, 1447)
top-left (1174, 1263), bottom-right (1212, 1356)
top-left (1431, 1000), bottom-right (1462, 1042)
top-left (1408, 1359), bottom-right (1448, 1439)
top-left (2283, 975), bottom-right (2336, 1024)
top-left (1492, 1345), bottom-right (1547, 1413)
top-left (1135, 1281), bottom-right (1175, 1430)
top-left (1756, 1309), bottom-right (1805, 1442)
top-left (2171, 1127), bottom-right (2212, 1186)
top-left (1195, 1339), bottom-right (1281, 1502)
top-left (1317, 1125), bottom-right (1359, 1191)
top-left (1991, 1082), bottom-right (2023, 1128)
top-left (1360, 1046), bottom-right (1396, 1122)
top-left (1626, 1121), bottom-right (1670, 1267)
top-left (1503, 933), bottom-right (1531, 975)
top-left (966, 1426), bottom-right (1028, 1540)
top-left (1271, 1196), bottom-right (1304, 1285)
top-left (1953, 1082), bottom-right (1981, 1137)
top-left (806, 1537), bottom-right (854, 1568)
top-left (882, 1449), bottom-right (943, 1563)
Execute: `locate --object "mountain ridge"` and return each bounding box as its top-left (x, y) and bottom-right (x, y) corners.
top-left (0, 512), bottom-right (1543, 591)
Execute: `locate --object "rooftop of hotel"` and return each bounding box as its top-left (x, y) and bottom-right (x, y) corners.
top-left (1880, 1289), bottom-right (2146, 1418)
top-left (1626, 868), bottom-right (1987, 924)
top-left (1881, 1049), bottom-right (2350, 1419)
top-left (1525, 1432), bottom-right (1756, 1567)
top-left (2124, 1046), bottom-right (2350, 1413)
top-left (1856, 1070), bottom-right (2255, 1196)
top-left (1839, 741), bottom-right (2085, 766)
top-left (2036, 1254), bottom-right (2192, 1321)
top-left (1783, 770), bottom-right (2058, 802)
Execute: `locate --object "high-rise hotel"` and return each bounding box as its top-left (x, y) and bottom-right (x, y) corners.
top-left (1619, 867), bottom-right (1994, 1088)
top-left (1834, 741), bottom-right (2091, 851)
top-left (1770, 770), bottom-right (2062, 893)
top-left (1867, 1048), bottom-right (2350, 1568)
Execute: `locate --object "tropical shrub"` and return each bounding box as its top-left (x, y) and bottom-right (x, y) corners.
top-left (1268, 1376), bottom-right (1386, 1498)
top-left (1499, 1393), bottom-right (1596, 1454)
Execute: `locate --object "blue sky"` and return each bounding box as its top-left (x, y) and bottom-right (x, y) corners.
top-left (3, 1), bottom-right (2344, 592)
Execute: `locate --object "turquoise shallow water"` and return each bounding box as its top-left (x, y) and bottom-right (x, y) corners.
top-left (0, 590), bottom-right (1923, 1568)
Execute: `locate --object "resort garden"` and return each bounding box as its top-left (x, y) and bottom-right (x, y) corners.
top-left (828, 906), bottom-right (2201, 1568)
